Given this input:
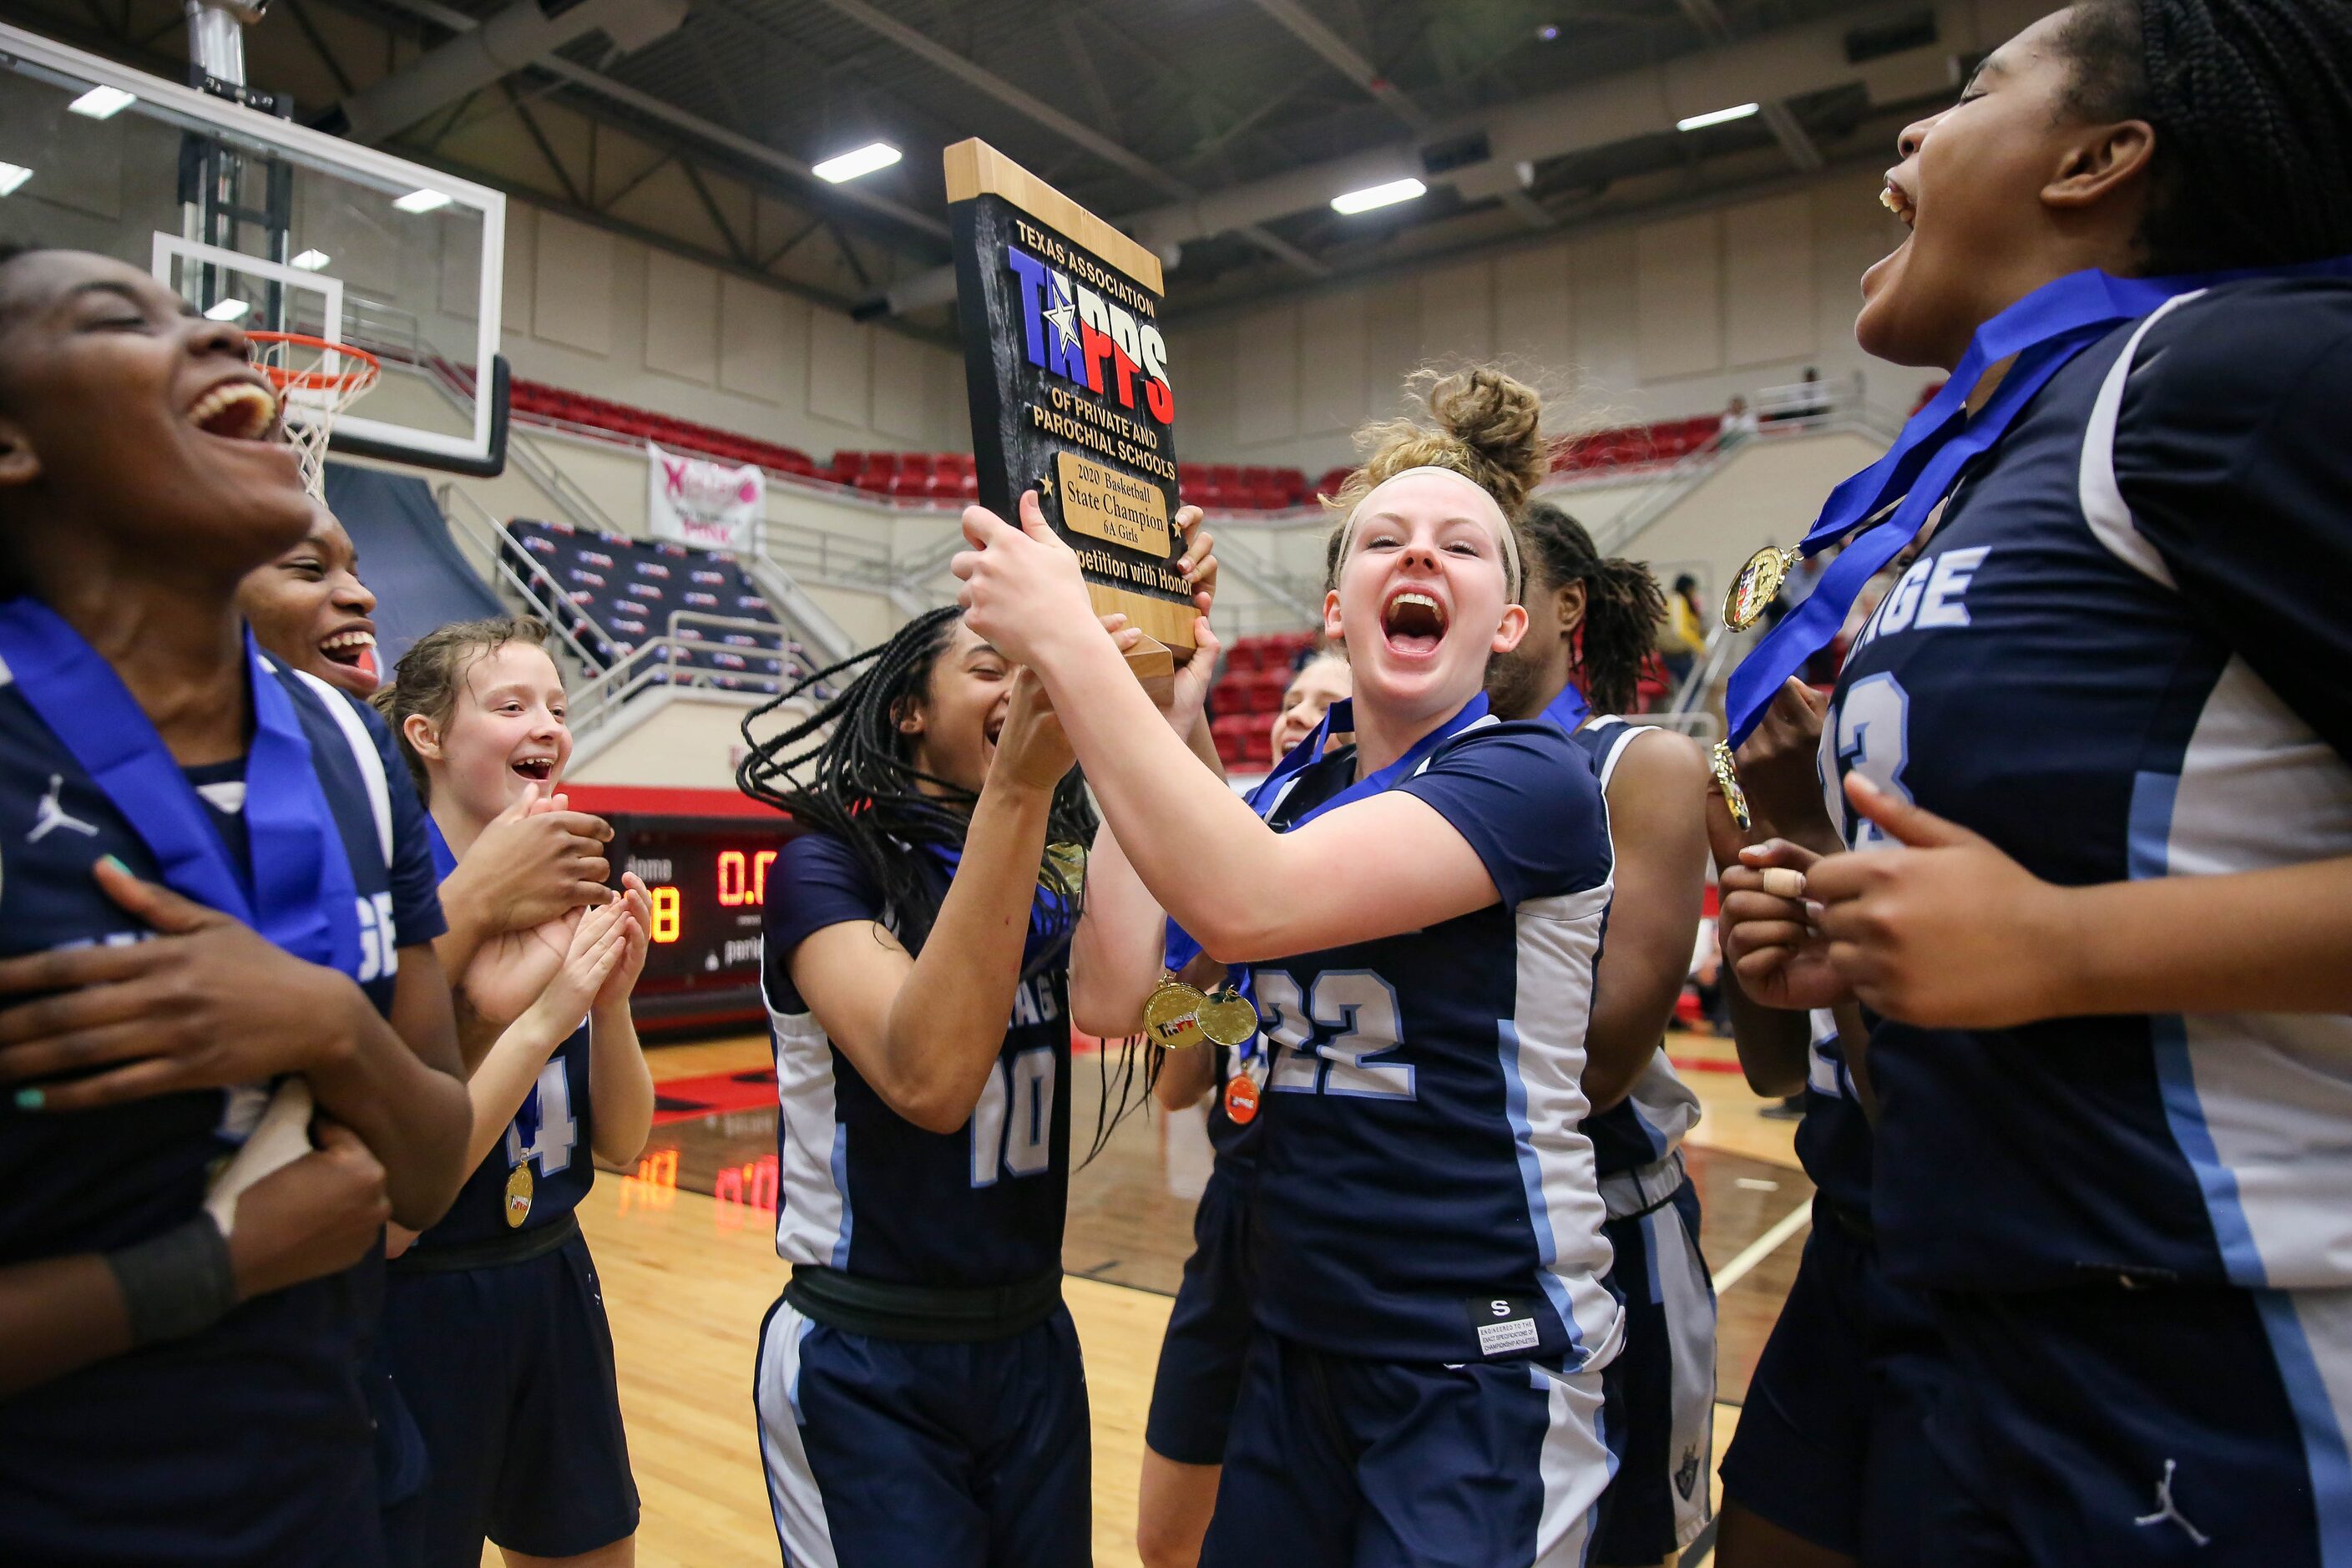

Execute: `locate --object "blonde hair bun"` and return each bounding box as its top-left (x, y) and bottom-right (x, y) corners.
top-left (1326, 367), bottom-right (1549, 519)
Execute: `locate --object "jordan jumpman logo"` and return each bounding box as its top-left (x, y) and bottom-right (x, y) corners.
top-left (2133, 1459), bottom-right (2211, 1547)
top-left (28, 776), bottom-right (99, 843)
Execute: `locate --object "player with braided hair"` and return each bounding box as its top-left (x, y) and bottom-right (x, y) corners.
top-left (741, 509), bottom-right (1214, 1566)
top-left (1711, 2), bottom-right (2352, 1561)
top-left (1488, 502), bottom-right (1717, 1565)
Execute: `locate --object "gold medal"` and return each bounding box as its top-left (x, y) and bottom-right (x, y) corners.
top-left (1710, 741), bottom-right (1753, 832)
top-left (503, 1162), bottom-right (534, 1229)
top-left (1722, 544), bottom-right (1801, 631)
top-left (1041, 839), bottom-right (1086, 895)
top-left (1143, 974), bottom-right (1208, 1050)
top-left (1196, 987), bottom-right (1260, 1050)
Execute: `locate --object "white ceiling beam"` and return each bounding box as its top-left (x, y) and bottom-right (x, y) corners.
top-left (1241, 0), bottom-right (1432, 134)
top-left (804, 0), bottom-right (1328, 277)
top-left (866, 0), bottom-right (1997, 316)
top-left (355, 0), bottom-right (949, 240)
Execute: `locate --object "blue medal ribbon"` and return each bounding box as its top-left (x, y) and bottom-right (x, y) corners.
top-left (1162, 692), bottom-right (1492, 1060)
top-left (0, 599), bottom-right (362, 975)
top-left (1538, 681), bottom-right (1590, 735)
top-left (1723, 256), bottom-right (2352, 747)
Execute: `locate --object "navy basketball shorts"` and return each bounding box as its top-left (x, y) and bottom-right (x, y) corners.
top-left (378, 1231), bottom-right (640, 1566)
top-left (755, 1297), bottom-right (1092, 1567)
top-left (1145, 1162), bottom-right (1256, 1466)
top-left (1920, 1279), bottom-right (2352, 1567)
top-left (1200, 1330), bottom-right (1617, 1568)
top-left (1591, 1173), bottom-right (1717, 1565)
top-left (1717, 1199), bottom-right (1952, 1564)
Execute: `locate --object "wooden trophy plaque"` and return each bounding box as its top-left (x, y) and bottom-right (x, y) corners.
top-left (947, 139), bottom-right (1191, 695)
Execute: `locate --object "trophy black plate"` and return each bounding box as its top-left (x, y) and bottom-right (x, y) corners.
top-left (947, 139), bottom-right (1193, 672)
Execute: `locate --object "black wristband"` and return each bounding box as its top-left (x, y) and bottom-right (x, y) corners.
top-left (104, 1215), bottom-right (240, 1346)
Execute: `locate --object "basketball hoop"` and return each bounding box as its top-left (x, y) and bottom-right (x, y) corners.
top-left (246, 331), bottom-right (380, 499)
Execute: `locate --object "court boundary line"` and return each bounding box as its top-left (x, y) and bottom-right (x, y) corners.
top-left (1712, 1200), bottom-right (1812, 1292)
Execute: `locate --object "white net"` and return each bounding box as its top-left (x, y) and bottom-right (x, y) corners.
top-left (250, 333), bottom-right (380, 499)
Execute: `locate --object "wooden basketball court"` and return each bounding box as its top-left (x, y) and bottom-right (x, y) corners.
top-left (549, 1028), bottom-right (1810, 1566)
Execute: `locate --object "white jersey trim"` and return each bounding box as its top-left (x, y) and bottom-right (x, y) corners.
top-left (289, 667), bottom-right (395, 869)
top-left (2138, 656), bottom-right (2352, 1289)
top-left (755, 1299), bottom-right (840, 1568)
top-left (766, 950), bottom-right (854, 1270)
top-left (1500, 883), bottom-right (1623, 1372)
top-left (1530, 1360), bottom-right (1616, 1565)
top-left (2077, 291), bottom-right (2200, 589)
top-left (1585, 714), bottom-right (1703, 1161)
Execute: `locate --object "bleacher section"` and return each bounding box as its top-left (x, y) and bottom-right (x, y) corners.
top-left (507, 376), bottom-right (824, 480)
top-left (495, 372), bottom-right (1727, 515)
top-left (829, 450), bottom-right (981, 503)
top-left (1206, 631), bottom-right (1319, 771)
top-left (501, 518), bottom-right (812, 696)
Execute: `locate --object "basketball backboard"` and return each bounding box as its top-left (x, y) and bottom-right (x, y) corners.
top-left (0, 21), bottom-right (508, 475)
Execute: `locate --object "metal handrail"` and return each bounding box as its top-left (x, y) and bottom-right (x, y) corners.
top-left (567, 625), bottom-right (817, 744)
top-left (757, 518), bottom-right (898, 587)
top-left (434, 485), bottom-right (612, 678)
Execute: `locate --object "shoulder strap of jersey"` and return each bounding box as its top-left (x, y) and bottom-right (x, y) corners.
top-left (277, 662), bottom-right (397, 872)
top-left (1581, 715), bottom-right (1652, 790)
top-left (2076, 290), bottom-right (2203, 590)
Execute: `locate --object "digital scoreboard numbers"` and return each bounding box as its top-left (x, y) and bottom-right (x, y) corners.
top-left (947, 138), bottom-right (1193, 688)
top-left (605, 813), bottom-right (797, 1031)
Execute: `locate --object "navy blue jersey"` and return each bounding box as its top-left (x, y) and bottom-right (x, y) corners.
top-left (414, 1020), bottom-right (597, 1247)
top-left (1247, 717), bottom-right (1622, 1366)
top-left (1561, 717), bottom-right (1702, 1180)
top-left (0, 655), bottom-right (443, 1561)
top-left (1792, 1009), bottom-right (1870, 1216)
top-left (1824, 279), bottom-right (2352, 1291)
top-left (761, 832), bottom-right (1073, 1288)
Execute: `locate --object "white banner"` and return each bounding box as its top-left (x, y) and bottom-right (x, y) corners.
top-left (647, 441), bottom-right (763, 554)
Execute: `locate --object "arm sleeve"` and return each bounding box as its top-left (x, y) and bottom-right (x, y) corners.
top-left (761, 832), bottom-right (887, 1013)
top-left (2115, 282), bottom-right (2352, 758)
top-left (1397, 721), bottom-right (1612, 907)
top-left (370, 708), bottom-right (448, 947)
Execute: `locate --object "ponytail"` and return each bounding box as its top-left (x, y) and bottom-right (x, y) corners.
top-left (1518, 502), bottom-right (1666, 716)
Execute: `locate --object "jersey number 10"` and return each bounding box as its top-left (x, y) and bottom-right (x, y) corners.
top-left (970, 1046), bottom-right (1055, 1187)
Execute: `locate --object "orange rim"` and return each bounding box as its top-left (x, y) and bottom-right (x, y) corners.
top-left (245, 330), bottom-right (381, 394)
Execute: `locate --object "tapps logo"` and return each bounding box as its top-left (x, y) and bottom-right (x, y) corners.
top-left (1005, 247), bottom-right (1173, 426)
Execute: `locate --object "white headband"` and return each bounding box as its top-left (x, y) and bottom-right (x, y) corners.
top-left (1333, 465), bottom-right (1523, 600)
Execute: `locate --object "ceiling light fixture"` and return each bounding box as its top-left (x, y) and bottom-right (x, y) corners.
top-left (291, 250), bottom-right (332, 271)
top-left (813, 143), bottom-right (903, 184)
top-left (393, 188), bottom-right (453, 214)
top-left (1676, 102), bottom-right (1760, 132)
top-left (0, 162), bottom-right (31, 197)
top-left (1331, 177), bottom-right (1426, 215)
top-left (68, 85), bottom-right (137, 119)
top-left (204, 298), bottom-right (250, 321)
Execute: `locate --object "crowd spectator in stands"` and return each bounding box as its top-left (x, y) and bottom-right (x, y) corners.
top-left (1794, 365), bottom-right (1827, 417)
top-left (1658, 573), bottom-right (1708, 685)
top-left (1718, 395), bottom-right (1758, 444)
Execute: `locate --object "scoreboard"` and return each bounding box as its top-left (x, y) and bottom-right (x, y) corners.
top-left (605, 812), bottom-right (798, 1032)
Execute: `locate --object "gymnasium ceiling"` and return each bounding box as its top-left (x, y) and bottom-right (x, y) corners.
top-left (1, 0), bottom-right (1991, 333)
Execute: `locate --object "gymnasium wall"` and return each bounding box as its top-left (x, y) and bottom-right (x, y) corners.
top-left (1171, 164), bottom-right (1915, 474)
top-left (495, 202), bottom-right (972, 461)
